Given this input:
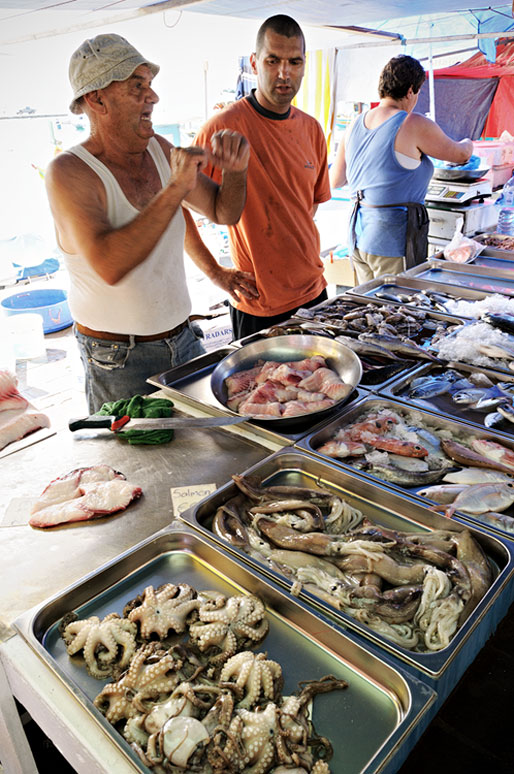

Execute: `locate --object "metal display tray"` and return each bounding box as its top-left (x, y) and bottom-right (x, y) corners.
top-left (403, 257), bottom-right (514, 283)
top-left (13, 524), bottom-right (436, 774)
top-left (182, 448), bottom-right (514, 692)
top-left (297, 394), bottom-right (514, 541)
top-left (147, 342), bottom-right (369, 445)
top-left (347, 274), bottom-right (499, 313)
top-left (379, 361), bottom-right (514, 439)
top-left (474, 232), bottom-right (514, 260)
top-left (430, 244), bottom-right (514, 271)
top-left (399, 262), bottom-right (514, 297)
top-left (233, 296), bottom-right (455, 392)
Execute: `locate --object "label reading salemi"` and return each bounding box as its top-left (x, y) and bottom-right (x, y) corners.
top-left (170, 483), bottom-right (218, 516)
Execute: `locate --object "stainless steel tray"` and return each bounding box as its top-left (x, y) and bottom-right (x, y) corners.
top-left (426, 249), bottom-right (514, 273)
top-left (379, 361), bottom-right (514, 439)
top-left (148, 342), bottom-right (368, 444)
top-left (13, 524), bottom-right (435, 774)
top-left (347, 274), bottom-right (499, 314)
top-left (399, 262), bottom-right (514, 297)
top-left (474, 232), bottom-right (514, 260)
top-left (403, 258), bottom-right (514, 283)
top-left (183, 448), bottom-right (514, 689)
top-left (297, 394), bottom-right (514, 540)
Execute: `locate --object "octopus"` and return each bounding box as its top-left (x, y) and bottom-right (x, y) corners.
top-left (188, 592), bottom-right (269, 665)
top-left (124, 583), bottom-right (200, 640)
top-left (205, 676), bottom-right (346, 774)
top-left (94, 642), bottom-right (183, 723)
top-left (219, 651), bottom-right (283, 709)
top-left (60, 612), bottom-right (137, 679)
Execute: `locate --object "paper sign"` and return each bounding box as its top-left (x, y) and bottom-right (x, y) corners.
top-left (170, 483), bottom-right (218, 515)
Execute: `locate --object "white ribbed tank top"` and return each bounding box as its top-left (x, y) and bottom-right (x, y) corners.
top-left (63, 137), bottom-right (191, 334)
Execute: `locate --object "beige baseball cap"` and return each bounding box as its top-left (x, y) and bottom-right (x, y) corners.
top-left (68, 33), bottom-right (159, 114)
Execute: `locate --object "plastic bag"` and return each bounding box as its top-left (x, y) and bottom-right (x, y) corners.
top-left (443, 218), bottom-right (485, 263)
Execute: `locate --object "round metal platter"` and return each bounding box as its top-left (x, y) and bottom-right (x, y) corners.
top-left (432, 167), bottom-right (490, 182)
top-left (210, 334), bottom-right (363, 430)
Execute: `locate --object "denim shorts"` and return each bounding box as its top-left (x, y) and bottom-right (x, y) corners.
top-left (74, 322), bottom-right (205, 413)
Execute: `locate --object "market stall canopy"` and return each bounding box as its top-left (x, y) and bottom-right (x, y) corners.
top-left (414, 38), bottom-right (514, 139)
top-left (0, 0), bottom-right (497, 40)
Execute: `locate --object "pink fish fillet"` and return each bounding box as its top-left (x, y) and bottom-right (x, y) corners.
top-left (281, 398), bottom-right (335, 417)
top-left (248, 381), bottom-right (298, 404)
top-left (31, 465), bottom-right (125, 514)
top-left (0, 412), bottom-right (50, 451)
top-left (238, 399), bottom-right (283, 417)
top-left (29, 479), bottom-right (143, 528)
top-left (225, 365), bottom-right (262, 397)
top-left (0, 370), bottom-right (29, 412)
top-left (298, 367), bottom-right (351, 400)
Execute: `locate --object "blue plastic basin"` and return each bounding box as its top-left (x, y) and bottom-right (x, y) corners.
top-left (1, 288), bottom-right (73, 333)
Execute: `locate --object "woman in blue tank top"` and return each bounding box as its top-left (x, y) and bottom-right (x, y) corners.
top-left (330, 55), bottom-right (473, 285)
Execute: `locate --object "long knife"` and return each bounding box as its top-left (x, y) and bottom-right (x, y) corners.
top-left (69, 414), bottom-right (246, 432)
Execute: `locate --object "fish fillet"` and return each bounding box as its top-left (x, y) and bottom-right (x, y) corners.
top-left (0, 412), bottom-right (50, 451)
top-left (29, 478), bottom-right (142, 528)
top-left (0, 370), bottom-right (29, 412)
top-left (31, 465), bottom-right (125, 514)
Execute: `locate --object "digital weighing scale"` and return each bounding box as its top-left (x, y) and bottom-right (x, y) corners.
top-left (425, 177), bottom-right (492, 204)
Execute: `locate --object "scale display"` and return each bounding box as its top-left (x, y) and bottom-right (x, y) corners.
top-left (425, 179), bottom-right (492, 204)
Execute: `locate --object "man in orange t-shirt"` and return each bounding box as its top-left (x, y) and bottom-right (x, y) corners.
top-left (194, 14), bottom-right (331, 340)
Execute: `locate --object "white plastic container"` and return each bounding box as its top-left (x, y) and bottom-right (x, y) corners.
top-left (8, 313), bottom-right (46, 359)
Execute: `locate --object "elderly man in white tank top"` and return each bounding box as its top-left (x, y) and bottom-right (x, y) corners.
top-left (45, 33), bottom-right (258, 412)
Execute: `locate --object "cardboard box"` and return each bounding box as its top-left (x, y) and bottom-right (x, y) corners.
top-left (322, 253), bottom-right (356, 287)
top-left (195, 313), bottom-right (233, 351)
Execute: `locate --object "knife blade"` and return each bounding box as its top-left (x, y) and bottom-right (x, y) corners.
top-left (69, 414), bottom-right (246, 432)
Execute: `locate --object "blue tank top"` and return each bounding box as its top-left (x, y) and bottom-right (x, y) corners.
top-left (346, 111), bottom-right (433, 257)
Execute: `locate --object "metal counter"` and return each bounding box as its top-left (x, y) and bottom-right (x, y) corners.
top-left (0, 401), bottom-right (274, 633)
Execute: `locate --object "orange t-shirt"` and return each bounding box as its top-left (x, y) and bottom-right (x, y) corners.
top-left (194, 96), bottom-right (330, 317)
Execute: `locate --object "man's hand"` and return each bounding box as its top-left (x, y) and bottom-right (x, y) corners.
top-left (209, 130), bottom-right (250, 173)
top-left (211, 265), bottom-right (258, 304)
top-left (169, 146), bottom-right (208, 195)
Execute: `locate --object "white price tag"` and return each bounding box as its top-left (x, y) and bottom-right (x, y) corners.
top-left (170, 483), bottom-right (218, 515)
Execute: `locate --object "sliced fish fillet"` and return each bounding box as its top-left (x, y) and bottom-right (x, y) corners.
top-left (0, 370), bottom-right (29, 412)
top-left (31, 465), bottom-right (125, 514)
top-left (0, 412), bottom-right (50, 451)
top-left (29, 478), bottom-right (142, 528)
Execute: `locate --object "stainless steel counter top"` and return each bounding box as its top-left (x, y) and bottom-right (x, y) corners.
top-left (0, 412), bottom-right (273, 635)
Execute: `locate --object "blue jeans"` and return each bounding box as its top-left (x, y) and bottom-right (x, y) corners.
top-left (74, 322), bottom-right (205, 412)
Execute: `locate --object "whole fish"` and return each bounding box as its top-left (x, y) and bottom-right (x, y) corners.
top-left (417, 483), bottom-right (468, 504)
top-left (468, 372), bottom-right (494, 388)
top-left (445, 482), bottom-right (514, 517)
top-left (478, 511), bottom-right (514, 534)
top-left (387, 453), bottom-right (429, 471)
top-left (474, 384), bottom-right (513, 411)
top-left (478, 342), bottom-right (514, 360)
top-left (374, 290), bottom-right (404, 304)
top-left (482, 313), bottom-right (514, 335)
top-left (334, 335), bottom-right (399, 361)
top-left (497, 403), bottom-right (514, 424)
top-left (484, 411), bottom-right (505, 429)
top-left (470, 438), bottom-right (514, 471)
top-left (404, 426), bottom-right (442, 457)
top-left (368, 463), bottom-right (447, 486)
top-left (409, 378), bottom-right (454, 399)
top-left (452, 388), bottom-right (488, 405)
top-left (441, 439), bottom-right (514, 474)
top-left (358, 333), bottom-right (438, 361)
top-left (443, 467), bottom-right (513, 484)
